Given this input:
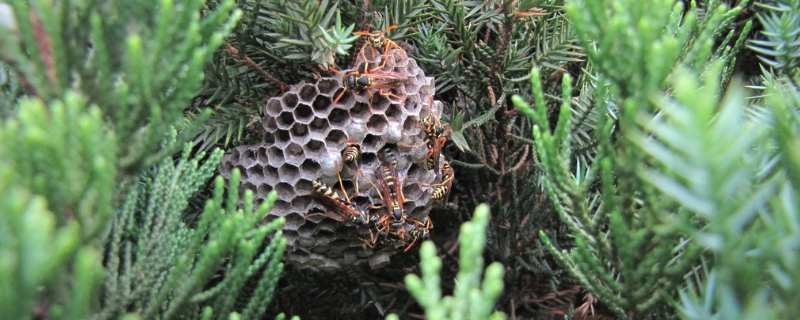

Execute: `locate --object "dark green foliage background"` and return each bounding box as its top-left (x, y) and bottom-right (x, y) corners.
top-left (2, 0), bottom-right (800, 319)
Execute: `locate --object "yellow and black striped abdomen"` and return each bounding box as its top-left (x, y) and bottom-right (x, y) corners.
top-left (312, 180), bottom-right (344, 203)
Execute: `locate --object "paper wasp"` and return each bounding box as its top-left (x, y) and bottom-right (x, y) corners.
top-left (330, 56), bottom-right (408, 106)
top-left (404, 216), bottom-right (432, 252)
top-left (402, 97), bottom-right (449, 174)
top-left (362, 207), bottom-right (431, 252)
top-left (424, 161), bottom-right (454, 203)
top-left (342, 141), bottom-right (360, 163)
top-left (361, 221), bottom-right (401, 249)
top-left (375, 149), bottom-right (407, 222)
top-left (308, 162), bottom-right (372, 226)
top-left (358, 148), bottom-right (410, 244)
top-left (353, 25), bottom-right (407, 61)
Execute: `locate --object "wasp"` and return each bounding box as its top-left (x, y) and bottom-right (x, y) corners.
top-left (353, 25), bottom-right (407, 62)
top-left (342, 141), bottom-right (360, 163)
top-left (403, 216), bottom-right (433, 252)
top-left (330, 59), bottom-right (408, 106)
top-left (360, 149), bottom-right (409, 238)
top-left (361, 221), bottom-right (402, 249)
top-left (383, 147), bottom-right (399, 168)
top-left (377, 148), bottom-right (405, 217)
top-left (402, 97), bottom-right (449, 174)
top-left (423, 161), bottom-right (454, 203)
top-left (363, 208), bottom-right (431, 252)
top-left (308, 162), bottom-right (372, 226)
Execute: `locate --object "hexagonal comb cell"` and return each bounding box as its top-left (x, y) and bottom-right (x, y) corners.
top-left (290, 124), bottom-right (310, 145)
top-left (280, 163), bottom-right (301, 184)
top-left (300, 160), bottom-right (321, 179)
top-left (317, 78), bottom-right (340, 96)
top-left (285, 142), bottom-right (305, 165)
top-left (239, 149), bottom-right (257, 168)
top-left (281, 92), bottom-right (299, 109)
top-left (328, 108), bottom-right (349, 128)
top-left (293, 104), bottom-right (314, 124)
top-left (349, 102), bottom-right (371, 122)
top-left (298, 84), bottom-right (319, 102)
top-left (267, 146), bottom-right (285, 167)
top-left (266, 99), bottom-right (283, 117)
top-left (312, 96), bottom-right (332, 118)
top-left (303, 139), bottom-right (326, 160)
top-left (218, 43), bottom-right (446, 271)
top-left (366, 114), bottom-right (389, 135)
top-left (277, 111), bottom-right (295, 130)
top-left (324, 129), bottom-right (347, 150)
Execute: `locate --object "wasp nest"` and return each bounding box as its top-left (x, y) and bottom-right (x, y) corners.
top-left (219, 47), bottom-right (447, 272)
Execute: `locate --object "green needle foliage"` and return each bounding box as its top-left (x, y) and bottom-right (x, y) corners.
top-left (748, 1), bottom-right (800, 76)
top-left (512, 0), bottom-right (753, 318)
top-left (101, 147), bottom-right (287, 319)
top-left (1, 1), bottom-right (290, 318)
top-left (0, 90), bottom-right (288, 318)
top-left (0, 0), bottom-right (240, 175)
top-left (4, 0), bottom-right (797, 318)
top-left (0, 92), bottom-right (116, 243)
top-left (677, 2), bottom-right (800, 318)
top-left (0, 93), bottom-right (110, 320)
top-left (398, 204), bottom-right (506, 320)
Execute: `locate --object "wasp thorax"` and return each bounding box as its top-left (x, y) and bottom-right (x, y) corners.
top-left (355, 75), bottom-right (372, 89)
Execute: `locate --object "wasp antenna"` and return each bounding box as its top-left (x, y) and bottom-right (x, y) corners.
top-left (332, 89), bottom-right (346, 105)
top-left (380, 25), bottom-right (398, 35)
top-left (328, 66), bottom-right (343, 75)
top-left (403, 237), bottom-right (418, 252)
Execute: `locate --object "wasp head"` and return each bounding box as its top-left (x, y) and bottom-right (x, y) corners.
top-left (344, 73), bottom-right (359, 90)
top-left (369, 35), bottom-right (384, 47)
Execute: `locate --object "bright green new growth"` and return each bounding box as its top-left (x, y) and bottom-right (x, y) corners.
top-left (0, 90), bottom-right (288, 318)
top-left (0, 0), bottom-right (241, 175)
top-left (0, 93), bottom-right (112, 320)
top-left (677, 2), bottom-right (800, 318)
top-left (262, 0), bottom-right (359, 67)
top-left (400, 204), bottom-right (506, 320)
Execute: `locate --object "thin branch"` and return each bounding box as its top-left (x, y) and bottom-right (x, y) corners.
top-left (222, 44), bottom-right (287, 91)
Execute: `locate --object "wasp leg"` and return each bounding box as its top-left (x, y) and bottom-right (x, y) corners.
top-left (377, 88), bottom-right (404, 104)
top-left (306, 211), bottom-right (346, 222)
top-left (332, 88), bottom-right (347, 105)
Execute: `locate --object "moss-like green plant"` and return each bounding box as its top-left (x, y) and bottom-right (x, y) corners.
top-left (392, 204), bottom-right (506, 320)
top-left (0, 93), bottom-right (112, 319)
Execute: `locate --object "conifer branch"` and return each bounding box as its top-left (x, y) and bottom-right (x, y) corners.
top-left (223, 44), bottom-right (288, 91)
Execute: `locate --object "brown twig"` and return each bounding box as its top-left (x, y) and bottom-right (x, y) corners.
top-left (510, 298), bottom-right (516, 320)
top-left (29, 10), bottom-right (58, 87)
top-left (509, 145), bottom-right (529, 173)
top-left (486, 2), bottom-right (515, 204)
top-left (222, 44), bottom-right (288, 91)
top-left (360, 281), bottom-right (407, 291)
top-left (351, 0), bottom-right (371, 67)
top-left (447, 238), bottom-right (460, 256)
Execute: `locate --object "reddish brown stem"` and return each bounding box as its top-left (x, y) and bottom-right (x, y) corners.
top-left (223, 44), bottom-right (287, 91)
top-left (29, 10), bottom-right (58, 87)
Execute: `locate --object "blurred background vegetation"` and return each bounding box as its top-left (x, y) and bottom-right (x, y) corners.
top-left (1, 0), bottom-right (800, 319)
